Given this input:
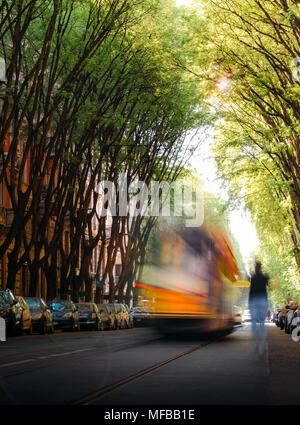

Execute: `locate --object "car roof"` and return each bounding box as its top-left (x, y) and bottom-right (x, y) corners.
top-left (50, 300), bottom-right (72, 303)
top-left (24, 297), bottom-right (42, 299)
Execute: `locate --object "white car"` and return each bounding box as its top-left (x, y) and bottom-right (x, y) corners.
top-left (242, 309), bottom-right (251, 322)
top-left (233, 305), bottom-right (243, 324)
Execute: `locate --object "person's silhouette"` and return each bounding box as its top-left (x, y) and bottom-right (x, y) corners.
top-left (249, 261), bottom-right (269, 357)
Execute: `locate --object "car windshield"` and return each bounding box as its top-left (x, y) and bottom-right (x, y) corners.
top-left (107, 305), bottom-right (115, 313)
top-left (97, 305), bottom-right (107, 314)
top-left (25, 298), bottom-right (41, 309)
top-left (0, 292), bottom-right (10, 306)
top-left (77, 304), bottom-right (92, 311)
top-left (51, 302), bottom-right (72, 312)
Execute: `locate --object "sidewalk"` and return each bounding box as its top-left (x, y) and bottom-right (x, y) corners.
top-left (267, 323), bottom-right (300, 404)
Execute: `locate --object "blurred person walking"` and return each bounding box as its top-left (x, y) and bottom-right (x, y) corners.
top-left (249, 261), bottom-right (269, 357)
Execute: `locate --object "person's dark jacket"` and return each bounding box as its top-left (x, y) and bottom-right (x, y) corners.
top-left (249, 272), bottom-right (269, 301)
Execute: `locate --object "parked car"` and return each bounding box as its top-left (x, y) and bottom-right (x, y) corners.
top-left (105, 304), bottom-right (118, 329)
top-left (278, 305), bottom-right (291, 330)
top-left (290, 308), bottom-right (300, 337)
top-left (278, 310), bottom-right (285, 330)
top-left (115, 303), bottom-right (132, 329)
top-left (97, 304), bottom-right (116, 330)
top-left (285, 302), bottom-right (298, 334)
top-left (0, 290), bottom-right (23, 336)
top-left (106, 303), bottom-right (131, 329)
top-left (110, 303), bottom-right (124, 329)
top-left (233, 305), bottom-right (243, 325)
top-left (242, 309), bottom-right (251, 322)
top-left (272, 309), bottom-right (281, 326)
top-left (48, 300), bottom-right (80, 331)
top-left (16, 296), bottom-right (32, 335)
top-left (123, 304), bottom-right (134, 328)
top-left (132, 306), bottom-right (150, 327)
top-left (76, 303), bottom-right (102, 331)
top-left (25, 297), bottom-right (54, 334)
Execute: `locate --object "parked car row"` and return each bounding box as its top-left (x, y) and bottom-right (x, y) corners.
top-left (273, 302), bottom-right (300, 339)
top-left (0, 289), bottom-right (138, 337)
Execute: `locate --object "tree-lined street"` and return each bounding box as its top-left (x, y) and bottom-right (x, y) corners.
top-left (0, 0), bottom-right (299, 410)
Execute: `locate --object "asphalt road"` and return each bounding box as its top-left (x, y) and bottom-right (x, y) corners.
top-left (0, 323), bottom-right (299, 405)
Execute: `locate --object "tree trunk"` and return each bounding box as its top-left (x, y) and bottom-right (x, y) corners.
top-left (6, 251), bottom-right (19, 292)
top-left (28, 263), bottom-right (39, 297)
top-left (45, 261), bottom-right (58, 301)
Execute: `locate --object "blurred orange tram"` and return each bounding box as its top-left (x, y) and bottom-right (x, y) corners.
top-left (135, 222), bottom-right (240, 334)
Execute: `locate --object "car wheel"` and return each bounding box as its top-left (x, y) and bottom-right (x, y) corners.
top-left (9, 325), bottom-right (16, 337)
top-left (8, 316), bottom-right (18, 336)
top-left (292, 326), bottom-right (300, 342)
top-left (48, 323), bottom-right (54, 334)
top-left (40, 320), bottom-right (47, 335)
top-left (27, 323), bottom-right (33, 335)
top-left (94, 321), bottom-right (100, 331)
top-left (16, 321), bottom-right (23, 336)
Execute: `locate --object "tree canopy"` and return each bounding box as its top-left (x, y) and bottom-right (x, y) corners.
top-left (190, 0), bottom-right (300, 304)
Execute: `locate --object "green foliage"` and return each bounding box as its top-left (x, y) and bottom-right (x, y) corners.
top-left (192, 0), bottom-right (300, 305)
top-left (0, 0), bottom-right (214, 297)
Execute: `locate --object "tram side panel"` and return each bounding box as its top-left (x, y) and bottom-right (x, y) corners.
top-left (135, 228), bottom-right (237, 333)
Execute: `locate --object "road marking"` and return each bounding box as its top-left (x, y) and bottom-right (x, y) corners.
top-left (0, 359), bottom-right (34, 368)
top-left (47, 348), bottom-right (95, 357)
top-left (0, 348), bottom-right (96, 369)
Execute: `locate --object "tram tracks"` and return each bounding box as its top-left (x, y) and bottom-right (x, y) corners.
top-left (73, 340), bottom-right (213, 405)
